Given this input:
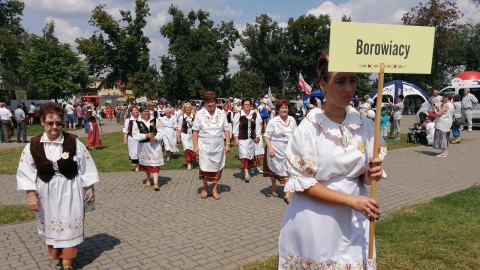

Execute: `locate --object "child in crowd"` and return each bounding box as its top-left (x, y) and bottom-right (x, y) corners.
top-left (380, 110), bottom-right (390, 139)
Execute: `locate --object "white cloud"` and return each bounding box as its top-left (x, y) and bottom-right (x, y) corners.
top-left (45, 16), bottom-right (91, 48)
top-left (24, 0), bottom-right (95, 15)
top-left (307, 0), bottom-right (408, 24)
top-left (207, 6), bottom-right (243, 17)
top-left (456, 0), bottom-right (480, 23)
top-left (149, 38), bottom-right (166, 63)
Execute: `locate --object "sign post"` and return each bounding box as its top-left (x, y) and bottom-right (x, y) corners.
top-left (329, 21), bottom-right (435, 261)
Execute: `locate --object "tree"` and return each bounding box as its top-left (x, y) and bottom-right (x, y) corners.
top-left (0, 0), bottom-right (25, 87)
top-left (160, 5), bottom-right (239, 99)
top-left (228, 70), bottom-right (265, 98)
top-left (129, 65), bottom-right (164, 100)
top-left (400, 0), bottom-right (464, 91)
top-left (76, 0), bottom-right (151, 90)
top-left (456, 21), bottom-right (480, 71)
top-left (236, 14), bottom-right (286, 92)
top-left (20, 22), bottom-right (90, 99)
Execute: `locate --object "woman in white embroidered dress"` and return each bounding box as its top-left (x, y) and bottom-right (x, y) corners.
top-left (161, 108), bottom-right (179, 161)
top-left (176, 103), bottom-right (196, 170)
top-left (16, 102), bottom-right (99, 270)
top-left (192, 91), bottom-right (231, 200)
top-left (132, 105), bottom-right (169, 191)
top-left (233, 98), bottom-right (262, 182)
top-left (123, 105), bottom-right (140, 171)
top-left (278, 53), bottom-right (387, 269)
top-left (263, 99), bottom-right (297, 201)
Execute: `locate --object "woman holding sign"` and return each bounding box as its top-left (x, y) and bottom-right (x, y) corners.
top-left (277, 52), bottom-right (387, 269)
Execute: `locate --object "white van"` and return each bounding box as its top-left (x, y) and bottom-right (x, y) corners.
top-left (438, 77), bottom-right (480, 127)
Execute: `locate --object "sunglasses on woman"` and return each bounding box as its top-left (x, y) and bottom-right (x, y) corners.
top-left (44, 121), bottom-right (64, 127)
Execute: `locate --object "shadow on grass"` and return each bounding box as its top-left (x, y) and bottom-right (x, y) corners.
top-left (73, 233), bottom-right (121, 269)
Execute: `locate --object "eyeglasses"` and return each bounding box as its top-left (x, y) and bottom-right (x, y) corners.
top-left (44, 121), bottom-right (63, 127)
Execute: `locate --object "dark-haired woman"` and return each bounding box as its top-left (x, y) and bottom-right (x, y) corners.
top-left (263, 99), bottom-right (297, 200)
top-left (132, 105), bottom-right (169, 191)
top-left (277, 53), bottom-right (387, 269)
top-left (123, 106), bottom-right (140, 171)
top-left (17, 102), bottom-right (99, 270)
top-left (233, 98), bottom-right (262, 182)
top-left (192, 91), bottom-right (230, 200)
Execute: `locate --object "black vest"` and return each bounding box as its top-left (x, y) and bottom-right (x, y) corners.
top-left (136, 118), bottom-right (157, 143)
top-left (238, 112), bottom-right (257, 140)
top-left (30, 132), bottom-right (78, 183)
top-left (181, 115), bottom-right (194, 134)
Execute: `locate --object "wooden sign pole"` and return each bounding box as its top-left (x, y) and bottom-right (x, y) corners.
top-left (368, 63), bottom-right (385, 259)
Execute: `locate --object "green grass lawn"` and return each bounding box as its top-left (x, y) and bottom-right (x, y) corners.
top-left (0, 132), bottom-right (414, 174)
top-left (238, 185), bottom-right (480, 270)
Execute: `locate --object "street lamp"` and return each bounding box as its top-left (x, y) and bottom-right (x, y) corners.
top-left (0, 76), bottom-right (3, 89)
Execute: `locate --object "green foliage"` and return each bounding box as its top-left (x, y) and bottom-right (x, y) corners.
top-left (130, 65), bottom-right (163, 100)
top-left (239, 186), bottom-right (480, 270)
top-left (20, 21), bottom-right (90, 99)
top-left (76, 0), bottom-right (151, 90)
top-left (456, 21), bottom-right (480, 71)
top-left (0, 0), bottom-right (25, 87)
top-left (229, 70), bottom-right (266, 98)
top-left (399, 0), bottom-right (464, 91)
top-left (0, 205), bottom-right (34, 225)
top-left (160, 5), bottom-right (239, 99)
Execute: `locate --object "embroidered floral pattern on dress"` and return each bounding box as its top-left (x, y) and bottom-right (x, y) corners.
top-left (280, 253), bottom-right (377, 270)
top-left (307, 107), bottom-right (363, 139)
top-left (288, 155), bottom-right (318, 177)
top-left (45, 216), bottom-right (83, 232)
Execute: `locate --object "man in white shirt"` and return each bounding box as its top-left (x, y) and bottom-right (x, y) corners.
top-left (0, 102), bottom-right (14, 143)
top-left (65, 102), bottom-right (76, 130)
top-left (461, 88), bottom-right (478, 132)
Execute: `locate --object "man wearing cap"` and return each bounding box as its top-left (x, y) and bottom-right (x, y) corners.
top-left (461, 88), bottom-right (478, 132)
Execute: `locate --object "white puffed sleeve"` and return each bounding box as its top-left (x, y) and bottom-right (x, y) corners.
top-left (232, 113), bottom-right (240, 136)
top-left (16, 144), bottom-right (38, 191)
top-left (123, 118), bottom-right (130, 134)
top-left (284, 123), bottom-right (320, 192)
top-left (76, 139), bottom-right (99, 187)
top-left (156, 118), bottom-right (170, 151)
top-left (255, 111), bottom-right (262, 138)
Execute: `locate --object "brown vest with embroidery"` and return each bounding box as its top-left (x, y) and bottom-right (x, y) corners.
top-left (30, 132), bottom-right (78, 183)
top-left (136, 118), bottom-right (157, 143)
top-left (238, 112), bottom-right (257, 140)
top-left (181, 115), bottom-right (194, 134)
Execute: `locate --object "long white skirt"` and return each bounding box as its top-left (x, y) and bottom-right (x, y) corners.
top-left (198, 136), bottom-right (225, 172)
top-left (265, 140), bottom-right (288, 176)
top-left (127, 135), bottom-right (139, 160)
top-left (35, 175), bottom-right (86, 248)
top-left (163, 127), bottom-right (178, 152)
top-left (278, 176), bottom-right (375, 269)
top-left (137, 141), bottom-right (164, 167)
top-left (238, 138), bottom-right (255, 159)
top-left (181, 132), bottom-right (193, 151)
top-left (254, 135), bottom-right (264, 156)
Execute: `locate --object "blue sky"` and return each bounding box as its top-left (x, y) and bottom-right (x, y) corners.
top-left (21, 0), bottom-right (479, 73)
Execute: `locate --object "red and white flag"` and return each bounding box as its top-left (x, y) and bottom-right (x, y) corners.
top-left (298, 73), bottom-right (312, 95)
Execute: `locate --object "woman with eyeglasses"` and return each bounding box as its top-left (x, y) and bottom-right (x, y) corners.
top-left (16, 102), bottom-right (99, 270)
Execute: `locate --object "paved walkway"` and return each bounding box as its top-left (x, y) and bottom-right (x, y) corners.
top-left (1, 117), bottom-right (479, 269)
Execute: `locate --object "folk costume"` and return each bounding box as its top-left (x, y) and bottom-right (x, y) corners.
top-left (86, 112), bottom-right (101, 148)
top-left (132, 117), bottom-right (168, 173)
top-left (278, 107), bottom-right (387, 269)
top-left (16, 132), bottom-right (99, 260)
top-left (160, 115), bottom-right (179, 153)
top-left (123, 115), bottom-right (140, 164)
top-left (177, 113), bottom-right (196, 164)
top-left (192, 107), bottom-right (229, 182)
top-left (233, 109), bottom-right (262, 170)
top-left (263, 115), bottom-right (297, 183)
